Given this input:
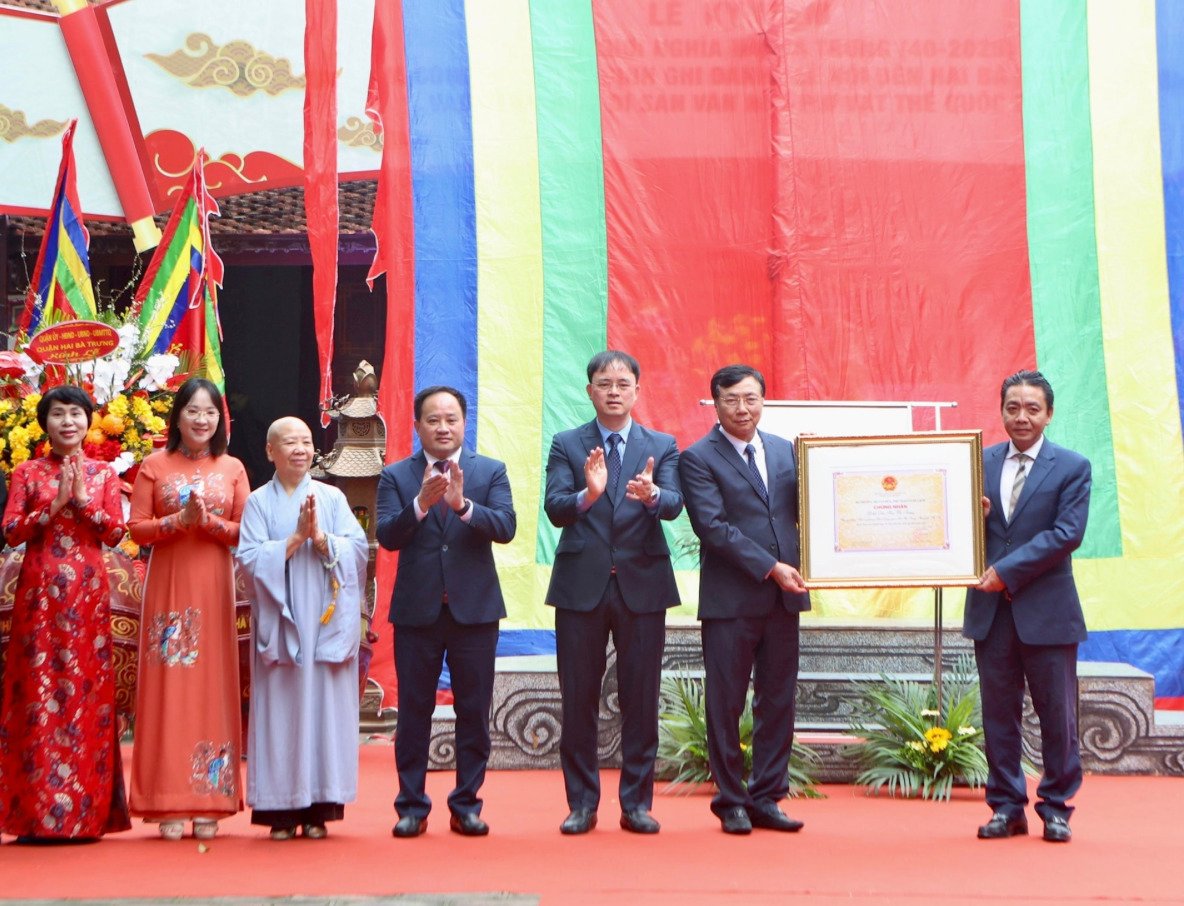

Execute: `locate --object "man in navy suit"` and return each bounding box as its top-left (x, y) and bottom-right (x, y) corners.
top-left (545, 350), bottom-right (683, 835)
top-left (965, 369), bottom-right (1090, 844)
top-left (678, 364), bottom-right (809, 835)
top-left (376, 386), bottom-right (516, 838)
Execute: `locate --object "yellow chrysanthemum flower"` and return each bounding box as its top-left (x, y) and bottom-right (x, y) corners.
top-left (12, 444), bottom-right (30, 466)
top-left (21, 394), bottom-right (40, 416)
top-left (27, 422), bottom-right (44, 441)
top-left (152, 398), bottom-right (171, 414)
top-left (101, 414), bottom-right (126, 436)
top-left (0, 399), bottom-right (11, 413)
top-left (0, 436), bottom-right (6, 454)
top-left (924, 727), bottom-right (953, 753)
top-left (107, 395), bottom-right (130, 418)
top-left (131, 396), bottom-right (152, 420)
top-left (86, 428), bottom-right (106, 445)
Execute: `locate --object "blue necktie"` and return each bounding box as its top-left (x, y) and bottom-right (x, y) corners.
top-left (607, 433), bottom-right (623, 494)
top-left (745, 443), bottom-right (769, 505)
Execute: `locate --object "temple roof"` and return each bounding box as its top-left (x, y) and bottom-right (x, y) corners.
top-left (3, 179), bottom-right (378, 239)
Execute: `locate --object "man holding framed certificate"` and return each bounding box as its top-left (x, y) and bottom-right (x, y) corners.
top-left (965, 370), bottom-right (1091, 844)
top-left (679, 363), bottom-right (809, 835)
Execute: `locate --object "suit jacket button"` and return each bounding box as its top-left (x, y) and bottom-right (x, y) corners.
top-left (442, 544), bottom-right (449, 552)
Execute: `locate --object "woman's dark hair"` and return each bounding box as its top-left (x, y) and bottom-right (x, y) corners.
top-left (166, 377), bottom-right (228, 456)
top-left (36, 384), bottom-right (95, 431)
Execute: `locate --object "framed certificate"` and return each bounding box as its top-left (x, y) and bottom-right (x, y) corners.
top-left (797, 431), bottom-right (985, 588)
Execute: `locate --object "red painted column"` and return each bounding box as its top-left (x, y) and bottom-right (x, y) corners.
top-left (54, 0), bottom-right (162, 251)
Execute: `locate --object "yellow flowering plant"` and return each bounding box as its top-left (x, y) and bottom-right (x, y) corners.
top-left (848, 654), bottom-right (989, 801)
top-left (0, 307), bottom-right (177, 479)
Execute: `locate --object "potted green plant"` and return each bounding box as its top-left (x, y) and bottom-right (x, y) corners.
top-left (847, 654), bottom-right (989, 801)
top-left (657, 673), bottom-right (822, 798)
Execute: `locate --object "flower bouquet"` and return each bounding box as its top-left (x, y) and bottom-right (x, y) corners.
top-left (1, 308), bottom-right (180, 485)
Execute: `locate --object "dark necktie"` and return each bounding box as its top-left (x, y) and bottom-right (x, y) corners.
top-left (432, 460), bottom-right (449, 521)
top-left (1008, 453), bottom-right (1029, 521)
top-left (607, 433), bottom-right (623, 494)
top-left (744, 443), bottom-right (769, 505)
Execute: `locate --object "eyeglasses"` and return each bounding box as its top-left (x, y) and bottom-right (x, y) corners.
top-left (717, 395), bottom-right (762, 409)
top-left (592, 380), bottom-right (636, 392)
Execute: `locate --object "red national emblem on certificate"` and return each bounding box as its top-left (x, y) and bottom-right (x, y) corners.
top-left (881, 475), bottom-right (898, 491)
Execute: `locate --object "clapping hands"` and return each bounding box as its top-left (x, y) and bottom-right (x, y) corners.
top-left (52, 451), bottom-right (90, 513)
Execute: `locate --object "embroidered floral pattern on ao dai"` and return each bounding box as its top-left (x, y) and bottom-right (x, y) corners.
top-left (0, 453), bottom-right (131, 839)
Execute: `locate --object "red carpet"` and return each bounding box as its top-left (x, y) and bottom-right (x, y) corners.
top-left (2, 742), bottom-right (1181, 904)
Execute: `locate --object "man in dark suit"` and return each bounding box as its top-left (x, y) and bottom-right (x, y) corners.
top-left (376, 385), bottom-right (516, 838)
top-left (678, 363), bottom-right (809, 835)
top-left (544, 350), bottom-right (683, 836)
top-left (965, 369), bottom-right (1090, 844)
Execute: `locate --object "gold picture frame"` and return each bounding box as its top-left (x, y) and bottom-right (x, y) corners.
top-left (797, 431), bottom-right (985, 588)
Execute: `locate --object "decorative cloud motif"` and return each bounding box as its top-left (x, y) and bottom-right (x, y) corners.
top-left (145, 33), bottom-right (305, 97)
top-left (338, 116), bottom-right (382, 153)
top-left (145, 129), bottom-right (302, 199)
top-left (0, 104), bottom-right (68, 143)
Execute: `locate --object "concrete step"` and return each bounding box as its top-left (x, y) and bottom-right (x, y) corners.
top-left (663, 621), bottom-right (975, 675)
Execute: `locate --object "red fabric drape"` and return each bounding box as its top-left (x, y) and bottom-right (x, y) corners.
top-left (304, 0), bottom-right (339, 426)
top-left (592, 0), bottom-right (1031, 441)
top-left (365, 0), bottom-right (417, 702)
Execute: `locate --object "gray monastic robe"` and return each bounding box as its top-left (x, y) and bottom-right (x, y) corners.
top-left (237, 474), bottom-right (368, 811)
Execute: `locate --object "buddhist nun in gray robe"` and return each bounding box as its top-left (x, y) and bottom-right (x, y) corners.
top-left (237, 417), bottom-right (368, 839)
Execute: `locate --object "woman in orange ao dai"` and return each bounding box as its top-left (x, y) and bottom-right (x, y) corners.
top-left (128, 377), bottom-right (249, 841)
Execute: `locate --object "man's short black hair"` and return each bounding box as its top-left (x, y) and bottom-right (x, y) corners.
top-left (710, 364), bottom-right (766, 400)
top-left (586, 350), bottom-right (640, 383)
top-left (414, 385), bottom-right (467, 421)
top-left (1000, 369), bottom-right (1054, 409)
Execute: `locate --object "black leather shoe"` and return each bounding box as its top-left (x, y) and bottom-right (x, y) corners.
top-left (748, 803), bottom-right (804, 832)
top-left (977, 812), bottom-right (1028, 839)
top-left (1042, 815), bottom-right (1072, 843)
top-left (449, 812), bottom-right (489, 836)
top-left (560, 808), bottom-right (597, 835)
top-left (391, 815), bottom-right (428, 838)
top-left (719, 806), bottom-right (753, 835)
top-left (619, 808), bottom-right (660, 834)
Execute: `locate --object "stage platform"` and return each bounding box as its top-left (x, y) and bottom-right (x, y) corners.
top-left (2, 743), bottom-right (1181, 905)
top-left (390, 623), bottom-right (1184, 780)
